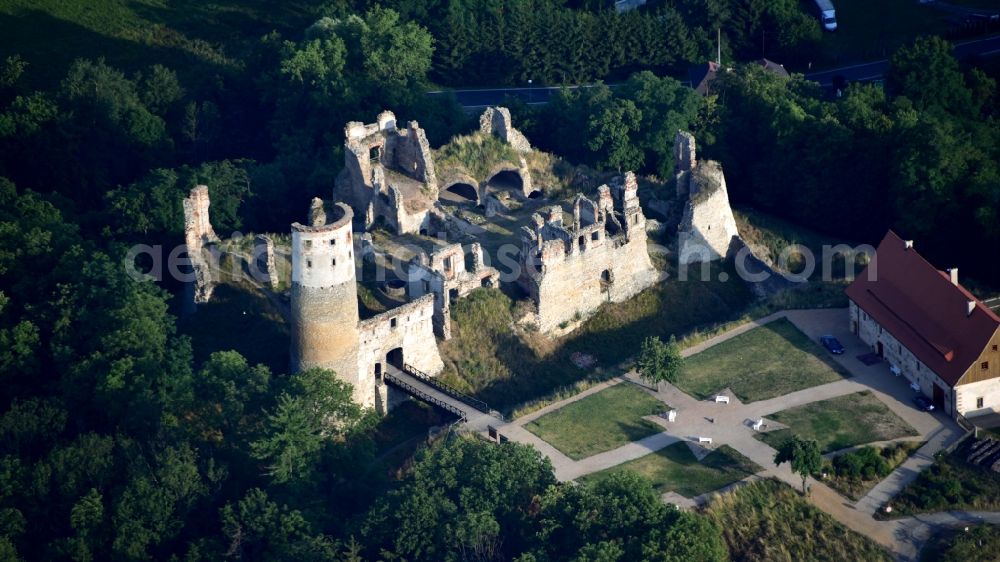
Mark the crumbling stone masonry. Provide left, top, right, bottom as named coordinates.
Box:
left=519, top=172, right=660, bottom=332
left=338, top=111, right=439, bottom=235
left=253, top=235, right=279, bottom=289
left=290, top=198, right=443, bottom=412
left=674, top=131, right=741, bottom=264
left=479, top=106, right=532, bottom=153
left=406, top=243, right=500, bottom=339
left=182, top=185, right=220, bottom=304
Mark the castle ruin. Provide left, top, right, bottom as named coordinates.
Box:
left=673, top=131, right=741, bottom=264
left=189, top=107, right=671, bottom=412
left=289, top=198, right=442, bottom=411
left=182, top=185, right=220, bottom=305
left=338, top=111, right=439, bottom=235
left=407, top=243, right=500, bottom=340
left=519, top=172, right=659, bottom=332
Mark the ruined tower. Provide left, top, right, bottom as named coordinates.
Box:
left=290, top=199, right=361, bottom=395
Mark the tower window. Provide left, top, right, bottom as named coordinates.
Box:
left=332, top=258, right=336, bottom=266
left=306, top=259, right=312, bottom=268
left=978, top=397, right=985, bottom=409
left=390, top=317, right=398, bottom=329
left=305, top=240, right=312, bottom=249
left=330, top=239, right=336, bottom=246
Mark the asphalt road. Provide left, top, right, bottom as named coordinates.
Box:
left=432, top=34, right=1000, bottom=107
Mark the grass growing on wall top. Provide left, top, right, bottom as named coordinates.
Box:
left=435, top=134, right=521, bottom=181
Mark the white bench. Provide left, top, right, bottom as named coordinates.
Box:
left=752, top=419, right=764, bottom=431
left=667, top=410, right=677, bottom=423
left=698, top=437, right=713, bottom=445
left=714, top=395, right=730, bottom=404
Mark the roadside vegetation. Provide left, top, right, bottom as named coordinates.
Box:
left=675, top=318, right=851, bottom=402
left=919, top=524, right=1000, bottom=562
left=757, top=391, right=919, bottom=453
left=580, top=443, right=760, bottom=498
left=524, top=382, right=667, bottom=460
left=887, top=437, right=1000, bottom=516
left=823, top=441, right=923, bottom=500
left=704, top=479, right=893, bottom=562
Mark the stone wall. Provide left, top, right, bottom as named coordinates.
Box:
left=479, top=106, right=532, bottom=153
left=357, top=294, right=444, bottom=412
left=182, top=185, right=220, bottom=304
left=289, top=201, right=362, bottom=403
left=674, top=132, right=741, bottom=264
left=406, top=243, right=499, bottom=339
left=519, top=173, right=659, bottom=332
left=850, top=300, right=955, bottom=415
left=340, top=111, right=438, bottom=235
left=253, top=235, right=279, bottom=289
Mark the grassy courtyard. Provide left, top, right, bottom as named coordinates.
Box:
left=756, top=391, right=918, bottom=454
left=674, top=318, right=852, bottom=403
left=579, top=442, right=760, bottom=498
left=524, top=382, right=667, bottom=460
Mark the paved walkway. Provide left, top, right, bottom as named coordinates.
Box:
left=488, top=308, right=977, bottom=561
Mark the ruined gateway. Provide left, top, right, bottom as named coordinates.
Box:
left=184, top=110, right=745, bottom=411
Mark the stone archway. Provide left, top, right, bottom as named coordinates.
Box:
left=487, top=169, right=524, bottom=193
left=387, top=347, right=404, bottom=369
left=443, top=182, right=478, bottom=203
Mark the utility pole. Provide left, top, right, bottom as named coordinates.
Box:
left=717, top=28, right=722, bottom=66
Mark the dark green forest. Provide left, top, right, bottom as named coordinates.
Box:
left=1, top=0, right=999, bottom=560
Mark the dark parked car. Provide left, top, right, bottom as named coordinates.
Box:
left=820, top=335, right=845, bottom=354
left=913, top=395, right=935, bottom=412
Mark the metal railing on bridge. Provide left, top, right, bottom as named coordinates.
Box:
left=383, top=370, right=469, bottom=423
left=401, top=363, right=504, bottom=422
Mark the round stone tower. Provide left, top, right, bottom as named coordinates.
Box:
left=290, top=199, right=360, bottom=390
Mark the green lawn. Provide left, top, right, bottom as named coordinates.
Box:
left=579, top=442, right=760, bottom=498
left=524, top=383, right=667, bottom=460
left=674, top=318, right=851, bottom=403
left=756, top=391, right=918, bottom=454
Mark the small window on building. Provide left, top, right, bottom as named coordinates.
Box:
left=305, top=240, right=312, bottom=249
left=330, top=239, right=336, bottom=246
left=578, top=235, right=585, bottom=248
left=983, top=361, right=990, bottom=371
left=306, top=259, right=312, bottom=268
left=390, top=317, right=397, bottom=329
left=332, top=258, right=336, bottom=267
left=591, top=231, right=599, bottom=241
left=994, top=345, right=998, bottom=352
left=978, top=397, right=985, bottom=409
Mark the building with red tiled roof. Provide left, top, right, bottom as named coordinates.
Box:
left=847, top=231, right=1000, bottom=419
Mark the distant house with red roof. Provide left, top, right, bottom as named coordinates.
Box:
left=847, top=231, right=1000, bottom=419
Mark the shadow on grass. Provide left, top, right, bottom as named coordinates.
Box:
left=457, top=261, right=754, bottom=415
